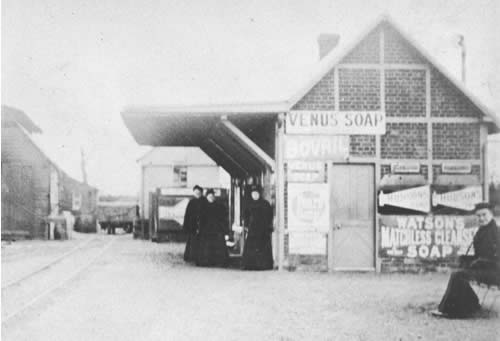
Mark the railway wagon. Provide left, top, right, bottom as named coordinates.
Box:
left=96, top=201, right=138, bottom=234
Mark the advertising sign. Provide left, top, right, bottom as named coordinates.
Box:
left=286, top=110, right=386, bottom=135
left=287, top=183, right=330, bottom=232
left=158, top=198, right=190, bottom=225
left=289, top=232, right=327, bottom=255
left=287, top=161, right=326, bottom=183
left=391, top=162, right=420, bottom=174
left=284, top=135, right=349, bottom=160
left=72, top=192, right=82, bottom=211
left=432, top=186, right=482, bottom=211
left=379, top=185, right=431, bottom=213
left=441, top=163, right=472, bottom=174
left=379, top=215, right=478, bottom=259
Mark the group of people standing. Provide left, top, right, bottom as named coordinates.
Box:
left=182, top=184, right=274, bottom=270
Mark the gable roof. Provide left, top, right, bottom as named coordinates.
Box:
left=1, top=105, right=42, bottom=133
left=123, top=15, right=499, bottom=132
left=8, top=120, right=97, bottom=191
left=288, top=14, right=498, bottom=128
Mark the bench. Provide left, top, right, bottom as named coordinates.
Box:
left=471, top=272, right=500, bottom=310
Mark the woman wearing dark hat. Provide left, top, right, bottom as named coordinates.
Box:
left=242, top=185, right=274, bottom=270
left=183, top=185, right=207, bottom=262
left=196, top=189, right=229, bottom=267
left=432, top=202, right=500, bottom=318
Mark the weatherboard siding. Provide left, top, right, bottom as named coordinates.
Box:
left=1, top=124, right=50, bottom=239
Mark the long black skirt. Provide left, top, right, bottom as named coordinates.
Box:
left=438, top=270, right=481, bottom=318
left=242, top=236, right=273, bottom=270
left=183, top=234, right=199, bottom=262
left=196, top=233, right=229, bottom=267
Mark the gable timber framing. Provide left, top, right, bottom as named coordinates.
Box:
left=287, top=15, right=498, bottom=128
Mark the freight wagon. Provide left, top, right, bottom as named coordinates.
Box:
left=96, top=201, right=138, bottom=234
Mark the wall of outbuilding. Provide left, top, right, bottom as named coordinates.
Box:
left=1, top=124, right=50, bottom=239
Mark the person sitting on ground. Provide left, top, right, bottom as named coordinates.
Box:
left=182, top=185, right=207, bottom=263
left=196, top=189, right=229, bottom=267
left=432, top=202, right=500, bottom=318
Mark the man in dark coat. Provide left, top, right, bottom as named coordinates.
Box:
left=196, top=189, right=229, bottom=267
left=432, top=202, right=500, bottom=318
left=183, top=185, right=207, bottom=262
left=242, top=185, right=274, bottom=270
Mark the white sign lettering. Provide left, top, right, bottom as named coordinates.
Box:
left=432, top=186, right=482, bottom=211
left=441, top=163, right=472, bottom=174
left=287, top=161, right=325, bottom=183
left=284, top=135, right=349, bottom=160
left=379, top=185, right=431, bottom=213
left=287, top=183, right=330, bottom=232
left=391, top=162, right=420, bottom=174
left=286, top=111, right=386, bottom=135
left=379, top=215, right=478, bottom=259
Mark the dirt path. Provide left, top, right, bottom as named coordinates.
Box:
left=2, top=236, right=499, bottom=340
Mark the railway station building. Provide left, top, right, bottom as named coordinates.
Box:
left=122, top=16, right=499, bottom=272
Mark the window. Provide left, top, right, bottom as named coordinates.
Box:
left=173, top=166, right=188, bottom=187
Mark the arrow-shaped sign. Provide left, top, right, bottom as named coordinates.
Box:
left=379, top=185, right=430, bottom=213
left=432, top=186, right=482, bottom=211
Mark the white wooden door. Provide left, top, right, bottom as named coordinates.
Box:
left=330, top=164, right=375, bottom=270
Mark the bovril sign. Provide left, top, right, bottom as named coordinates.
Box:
left=286, top=110, right=386, bottom=135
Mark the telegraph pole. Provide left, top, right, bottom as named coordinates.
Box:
left=80, top=147, right=88, bottom=184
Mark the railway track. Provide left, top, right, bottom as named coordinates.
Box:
left=2, top=237, right=97, bottom=290
left=2, top=236, right=115, bottom=324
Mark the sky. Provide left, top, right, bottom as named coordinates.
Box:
left=2, top=0, right=500, bottom=195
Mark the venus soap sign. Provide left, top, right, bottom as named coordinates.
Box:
left=286, top=110, right=386, bottom=135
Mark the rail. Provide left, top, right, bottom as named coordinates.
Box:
left=2, top=237, right=115, bottom=324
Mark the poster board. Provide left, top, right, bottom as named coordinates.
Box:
left=379, top=215, right=478, bottom=259
left=287, top=183, right=330, bottom=232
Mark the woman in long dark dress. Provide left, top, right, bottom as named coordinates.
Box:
left=196, top=189, right=229, bottom=267
left=183, top=185, right=207, bottom=262
left=432, top=202, right=500, bottom=318
left=242, top=185, right=274, bottom=270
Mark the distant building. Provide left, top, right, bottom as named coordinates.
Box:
left=1, top=105, right=98, bottom=239
left=138, top=147, right=229, bottom=219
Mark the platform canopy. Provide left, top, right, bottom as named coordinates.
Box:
left=122, top=104, right=280, bottom=178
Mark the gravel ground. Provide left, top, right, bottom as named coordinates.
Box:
left=1, top=232, right=95, bottom=286
left=2, top=235, right=499, bottom=341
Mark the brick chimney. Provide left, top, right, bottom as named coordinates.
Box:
left=317, top=33, right=340, bottom=60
